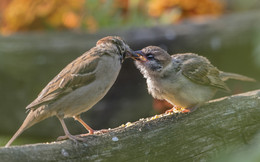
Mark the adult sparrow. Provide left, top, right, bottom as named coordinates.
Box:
left=135, top=46, right=255, bottom=113
left=5, top=36, right=139, bottom=147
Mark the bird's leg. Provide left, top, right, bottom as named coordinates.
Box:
left=74, top=115, right=94, bottom=135
left=165, top=105, right=183, bottom=114
left=165, top=105, right=193, bottom=114
left=180, top=108, right=191, bottom=113
left=56, top=116, right=84, bottom=142
left=74, top=115, right=109, bottom=136
left=165, top=105, right=199, bottom=114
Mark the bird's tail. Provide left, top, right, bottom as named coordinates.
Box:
left=5, top=107, right=49, bottom=147
left=220, top=72, right=256, bottom=82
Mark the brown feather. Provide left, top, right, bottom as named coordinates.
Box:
left=26, top=48, right=101, bottom=110
left=179, top=53, right=230, bottom=92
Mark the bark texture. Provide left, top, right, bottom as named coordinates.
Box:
left=0, top=89, right=260, bottom=162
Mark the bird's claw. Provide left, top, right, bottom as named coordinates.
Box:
left=79, top=129, right=110, bottom=137
left=93, top=129, right=109, bottom=135
left=165, top=106, right=190, bottom=114
left=57, top=134, right=85, bottom=142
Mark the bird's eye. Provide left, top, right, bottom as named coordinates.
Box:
left=121, top=46, right=125, bottom=53
left=146, top=53, right=154, bottom=59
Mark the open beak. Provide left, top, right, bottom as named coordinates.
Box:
left=126, top=49, right=136, bottom=58
left=131, top=50, right=147, bottom=62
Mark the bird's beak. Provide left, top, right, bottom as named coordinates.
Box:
left=132, top=50, right=147, bottom=62
left=125, top=49, right=136, bottom=58
left=125, top=47, right=147, bottom=61
left=126, top=49, right=147, bottom=61
left=127, top=50, right=147, bottom=62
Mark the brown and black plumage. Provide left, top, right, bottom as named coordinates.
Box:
left=5, top=36, right=138, bottom=147
left=135, top=46, right=255, bottom=112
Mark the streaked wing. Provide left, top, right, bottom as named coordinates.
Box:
left=26, top=48, right=100, bottom=110
left=178, top=54, right=230, bottom=92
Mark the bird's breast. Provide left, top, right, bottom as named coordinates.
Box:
left=147, top=73, right=217, bottom=108
left=54, top=55, right=122, bottom=118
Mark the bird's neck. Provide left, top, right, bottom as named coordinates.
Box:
left=159, top=61, right=175, bottom=78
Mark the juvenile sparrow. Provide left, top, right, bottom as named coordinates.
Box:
left=135, top=46, right=255, bottom=113
left=5, top=36, right=139, bottom=147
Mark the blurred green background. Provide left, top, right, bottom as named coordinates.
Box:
left=0, top=0, right=259, bottom=155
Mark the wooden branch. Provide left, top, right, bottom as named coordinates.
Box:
left=1, top=89, right=260, bottom=161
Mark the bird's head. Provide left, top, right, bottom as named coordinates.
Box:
left=96, top=36, right=141, bottom=63
left=134, top=46, right=172, bottom=74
